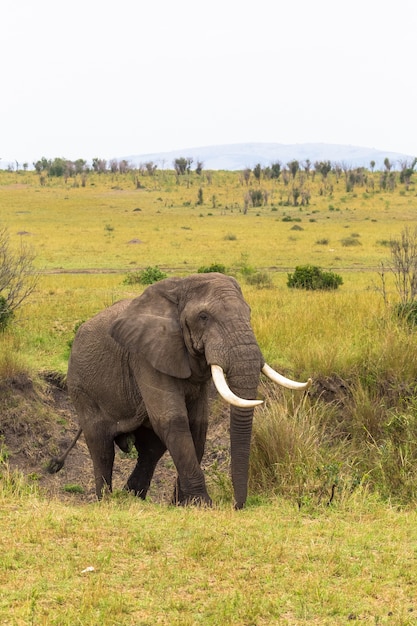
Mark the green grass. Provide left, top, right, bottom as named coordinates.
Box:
left=1, top=485, right=417, bottom=625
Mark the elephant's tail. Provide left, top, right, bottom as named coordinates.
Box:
left=46, top=427, right=83, bottom=474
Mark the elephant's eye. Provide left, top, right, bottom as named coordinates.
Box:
left=199, top=312, right=209, bottom=322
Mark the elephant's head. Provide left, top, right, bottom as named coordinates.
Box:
left=110, top=273, right=310, bottom=508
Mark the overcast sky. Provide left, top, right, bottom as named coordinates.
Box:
left=1, top=0, right=416, bottom=164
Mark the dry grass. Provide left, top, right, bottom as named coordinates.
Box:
left=1, top=484, right=417, bottom=625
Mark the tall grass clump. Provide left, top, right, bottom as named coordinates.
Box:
left=0, top=457, right=40, bottom=501
left=251, top=359, right=417, bottom=505
left=0, top=334, right=32, bottom=381
left=250, top=387, right=349, bottom=506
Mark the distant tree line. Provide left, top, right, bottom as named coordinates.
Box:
left=28, top=155, right=205, bottom=180
left=5, top=155, right=415, bottom=194
left=241, top=157, right=417, bottom=194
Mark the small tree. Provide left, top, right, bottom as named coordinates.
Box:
left=270, top=162, right=281, bottom=179
left=287, top=160, right=299, bottom=179
left=242, top=168, right=251, bottom=185
left=399, top=158, right=417, bottom=189
left=314, top=160, right=332, bottom=181
left=145, top=161, right=157, bottom=176
left=173, top=157, right=188, bottom=175
left=379, top=227, right=417, bottom=308
left=0, top=228, right=38, bottom=329
left=253, top=163, right=262, bottom=183
left=92, top=158, right=107, bottom=173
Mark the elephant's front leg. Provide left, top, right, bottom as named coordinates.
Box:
left=136, top=365, right=211, bottom=506
left=173, top=387, right=210, bottom=505
left=159, top=412, right=210, bottom=505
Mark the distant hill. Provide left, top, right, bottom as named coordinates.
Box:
left=124, top=142, right=414, bottom=171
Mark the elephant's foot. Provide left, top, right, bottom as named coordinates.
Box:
left=171, top=481, right=212, bottom=507
left=123, top=482, right=148, bottom=500
left=173, top=494, right=213, bottom=508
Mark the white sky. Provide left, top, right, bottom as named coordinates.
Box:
left=1, top=0, right=416, bottom=164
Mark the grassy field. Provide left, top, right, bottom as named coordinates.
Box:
left=1, top=167, right=417, bottom=624
left=1, top=480, right=417, bottom=625
left=1, top=166, right=415, bottom=374
left=1, top=168, right=416, bottom=273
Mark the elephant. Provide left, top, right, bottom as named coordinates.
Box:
left=48, top=273, right=311, bottom=509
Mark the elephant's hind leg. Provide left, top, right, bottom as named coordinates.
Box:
left=83, top=426, right=115, bottom=498
left=75, top=399, right=116, bottom=499
left=124, top=426, right=167, bottom=498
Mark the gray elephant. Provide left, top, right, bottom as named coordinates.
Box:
left=48, top=273, right=311, bottom=509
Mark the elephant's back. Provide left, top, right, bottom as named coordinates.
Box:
left=67, top=299, right=131, bottom=392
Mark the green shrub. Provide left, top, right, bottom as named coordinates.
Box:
left=282, top=215, right=302, bottom=223
left=123, top=266, right=167, bottom=285
left=287, top=265, right=343, bottom=290
left=395, top=301, right=417, bottom=326
left=197, top=263, right=227, bottom=274
left=0, top=296, right=14, bottom=331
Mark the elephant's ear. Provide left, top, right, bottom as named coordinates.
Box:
left=109, top=279, right=191, bottom=379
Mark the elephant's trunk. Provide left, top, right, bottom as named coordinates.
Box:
left=229, top=403, right=255, bottom=509
left=225, top=348, right=261, bottom=509
left=206, top=334, right=262, bottom=509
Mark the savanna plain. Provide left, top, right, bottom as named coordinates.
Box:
left=1, top=165, right=417, bottom=624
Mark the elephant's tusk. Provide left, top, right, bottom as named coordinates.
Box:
left=262, top=363, right=312, bottom=390
left=211, top=365, right=263, bottom=408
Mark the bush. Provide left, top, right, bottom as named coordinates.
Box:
left=0, top=296, right=13, bottom=331
left=123, top=266, right=167, bottom=285
left=287, top=265, right=343, bottom=290
left=0, top=227, right=38, bottom=330
left=249, top=189, right=264, bottom=207
left=395, top=301, right=417, bottom=326
left=341, top=236, right=362, bottom=247
left=245, top=271, right=273, bottom=289
left=197, top=263, right=227, bottom=274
